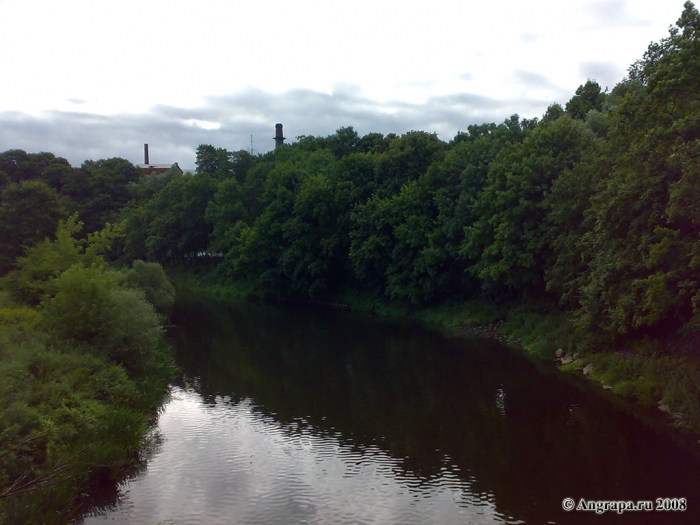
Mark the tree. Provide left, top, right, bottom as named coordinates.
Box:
left=418, top=120, right=526, bottom=301
left=196, top=145, right=234, bottom=179
left=144, top=173, right=218, bottom=264
left=62, top=158, right=141, bottom=234
left=573, top=1, right=700, bottom=337
left=348, top=195, right=395, bottom=292
left=335, top=152, right=378, bottom=206
left=0, top=180, right=67, bottom=274
left=0, top=150, right=30, bottom=182
left=463, top=115, right=595, bottom=294
left=565, top=80, right=606, bottom=120
left=117, top=260, right=175, bottom=316
left=205, top=177, right=250, bottom=254
left=41, top=265, right=164, bottom=376
left=280, top=172, right=348, bottom=296
left=0, top=150, right=74, bottom=191
left=372, top=131, right=446, bottom=197
left=326, top=126, right=360, bottom=159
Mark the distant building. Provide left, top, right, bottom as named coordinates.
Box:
left=137, top=144, right=183, bottom=175
left=138, top=163, right=183, bottom=175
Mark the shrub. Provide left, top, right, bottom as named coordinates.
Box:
left=117, top=260, right=175, bottom=316
left=100, top=288, right=164, bottom=376
left=41, top=265, right=165, bottom=377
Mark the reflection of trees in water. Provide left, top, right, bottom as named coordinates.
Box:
left=79, top=427, right=164, bottom=522
left=168, top=294, right=700, bottom=525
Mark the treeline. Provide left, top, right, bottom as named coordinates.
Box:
left=2, top=3, right=699, bottom=354
left=0, top=215, right=175, bottom=522
left=0, top=152, right=175, bottom=519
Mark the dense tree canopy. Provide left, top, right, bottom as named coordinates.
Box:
left=0, top=180, right=67, bottom=273
left=1, top=1, right=698, bottom=350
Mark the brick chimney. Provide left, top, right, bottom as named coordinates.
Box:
left=274, top=124, right=285, bottom=148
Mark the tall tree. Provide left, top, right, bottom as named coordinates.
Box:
left=574, top=1, right=700, bottom=337
left=463, top=115, right=595, bottom=295
left=0, top=180, right=67, bottom=273
left=145, top=173, right=218, bottom=264
left=565, top=80, right=606, bottom=120
left=62, top=158, right=141, bottom=234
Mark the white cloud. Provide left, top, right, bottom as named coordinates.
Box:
left=0, top=0, right=689, bottom=164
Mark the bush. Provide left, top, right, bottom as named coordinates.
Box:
left=100, top=288, right=164, bottom=376
left=40, top=265, right=115, bottom=344
left=41, top=265, right=165, bottom=377
left=117, top=260, right=175, bottom=316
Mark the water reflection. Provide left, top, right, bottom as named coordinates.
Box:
left=85, top=294, right=700, bottom=524
left=87, top=388, right=519, bottom=525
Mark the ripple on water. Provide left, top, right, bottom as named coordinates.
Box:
left=84, top=387, right=525, bottom=525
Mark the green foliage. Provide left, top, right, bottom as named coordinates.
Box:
left=541, top=103, right=565, bottom=124
left=194, top=146, right=255, bottom=183
left=565, top=79, right=606, bottom=120
left=144, top=172, right=218, bottom=263
left=117, top=259, right=176, bottom=316
left=205, top=177, right=250, bottom=254
left=573, top=2, right=700, bottom=337
left=0, top=150, right=75, bottom=191
left=0, top=149, right=30, bottom=182
left=118, top=202, right=150, bottom=262
left=2, top=215, right=121, bottom=304
left=373, top=131, right=446, bottom=197
left=280, top=172, right=349, bottom=296
left=40, top=265, right=165, bottom=377
left=61, top=157, right=141, bottom=234
left=463, top=115, right=595, bottom=294
left=326, top=126, right=360, bottom=159
left=41, top=265, right=116, bottom=344
left=0, top=180, right=67, bottom=274
left=0, top=150, right=174, bottom=521
left=0, top=285, right=170, bottom=523
left=97, top=288, right=166, bottom=376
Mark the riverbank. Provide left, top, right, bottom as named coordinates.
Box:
left=344, top=292, right=700, bottom=442
left=170, top=270, right=700, bottom=444
left=0, top=281, right=174, bottom=523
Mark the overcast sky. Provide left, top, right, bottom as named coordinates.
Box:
left=0, top=0, right=686, bottom=168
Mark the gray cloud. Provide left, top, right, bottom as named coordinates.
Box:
left=511, top=69, right=559, bottom=89
left=578, top=61, right=626, bottom=90
left=0, top=87, right=558, bottom=169
left=581, top=0, right=652, bottom=28
left=508, top=70, right=571, bottom=104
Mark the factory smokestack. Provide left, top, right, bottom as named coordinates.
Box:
left=144, top=144, right=149, bottom=164
left=274, top=123, right=285, bottom=148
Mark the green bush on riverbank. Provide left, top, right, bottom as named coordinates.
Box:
left=0, top=219, right=175, bottom=524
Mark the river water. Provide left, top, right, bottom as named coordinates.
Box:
left=84, top=294, right=700, bottom=524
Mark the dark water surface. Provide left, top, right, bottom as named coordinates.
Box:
left=85, top=293, right=700, bottom=524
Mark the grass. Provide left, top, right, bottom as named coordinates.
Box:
left=576, top=343, right=700, bottom=433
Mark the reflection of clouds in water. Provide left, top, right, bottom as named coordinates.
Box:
left=495, top=385, right=507, bottom=417
left=85, top=387, right=517, bottom=525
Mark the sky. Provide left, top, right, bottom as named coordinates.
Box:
left=0, top=0, right=687, bottom=169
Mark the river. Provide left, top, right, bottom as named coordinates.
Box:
left=83, top=293, right=700, bottom=524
